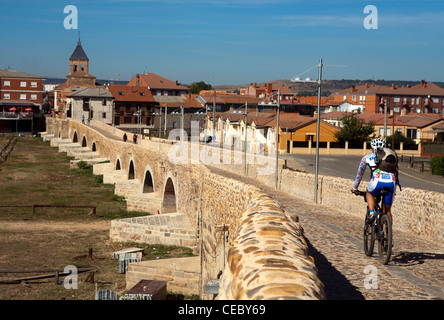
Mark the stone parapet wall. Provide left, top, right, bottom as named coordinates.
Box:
left=216, top=191, right=325, bottom=300
left=212, top=163, right=443, bottom=243
left=110, top=213, right=196, bottom=248
left=126, top=257, right=201, bottom=297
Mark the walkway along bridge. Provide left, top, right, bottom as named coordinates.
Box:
left=42, top=117, right=444, bottom=300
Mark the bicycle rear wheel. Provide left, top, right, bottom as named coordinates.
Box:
left=378, top=214, right=392, bottom=265
left=363, top=210, right=375, bottom=256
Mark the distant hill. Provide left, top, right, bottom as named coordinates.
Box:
left=215, top=79, right=444, bottom=96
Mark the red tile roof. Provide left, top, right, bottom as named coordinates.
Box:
left=334, top=81, right=444, bottom=96
left=107, top=85, right=155, bottom=102
left=137, top=73, right=189, bottom=91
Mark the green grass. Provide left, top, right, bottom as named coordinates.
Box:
left=0, top=136, right=150, bottom=221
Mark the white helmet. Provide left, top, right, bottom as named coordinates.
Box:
left=371, top=138, right=386, bottom=150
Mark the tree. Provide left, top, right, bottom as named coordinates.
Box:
left=334, top=114, right=375, bottom=143
left=386, top=131, right=415, bottom=145
left=188, top=81, right=212, bottom=94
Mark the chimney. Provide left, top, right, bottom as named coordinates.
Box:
left=350, top=85, right=356, bottom=93
left=365, top=83, right=369, bottom=89
left=390, top=84, right=396, bottom=90
left=175, top=80, right=178, bottom=85
left=421, top=80, right=427, bottom=88
left=136, top=74, right=140, bottom=87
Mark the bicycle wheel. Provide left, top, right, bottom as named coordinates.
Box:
left=378, top=214, right=392, bottom=265
left=363, top=210, right=375, bottom=256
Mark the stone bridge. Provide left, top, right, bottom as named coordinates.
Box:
left=42, top=117, right=444, bottom=300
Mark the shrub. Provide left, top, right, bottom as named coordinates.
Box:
left=430, top=155, right=444, bottom=176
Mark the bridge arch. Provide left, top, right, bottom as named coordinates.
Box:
left=128, top=160, right=135, bottom=180
left=115, top=158, right=121, bottom=170
left=72, top=131, right=78, bottom=143
left=142, top=165, right=155, bottom=193
left=92, top=141, right=97, bottom=152
left=81, top=136, right=87, bottom=147
left=162, top=176, right=177, bottom=213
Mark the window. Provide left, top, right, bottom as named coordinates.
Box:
left=102, top=112, right=106, bottom=119
left=403, top=97, right=407, bottom=104
left=352, top=95, right=356, bottom=101
left=3, top=80, right=10, bottom=87
left=20, top=93, right=26, bottom=100
left=102, top=98, right=107, bottom=106
left=20, top=81, right=26, bottom=87
left=118, top=91, right=124, bottom=96
left=416, top=97, right=420, bottom=104
left=30, top=81, right=37, bottom=88
left=407, top=129, right=417, bottom=139
left=3, top=93, right=10, bottom=99
left=73, top=64, right=78, bottom=72
left=393, top=97, right=400, bottom=103
left=83, top=98, right=90, bottom=111
left=393, top=106, right=399, bottom=113
left=163, top=90, right=168, bottom=96
left=411, top=97, right=415, bottom=104
left=81, top=64, right=85, bottom=71
left=156, top=90, right=161, bottom=96
left=30, top=94, right=37, bottom=100
left=432, top=108, right=438, bottom=113
left=432, top=97, right=439, bottom=103
left=379, top=128, right=391, bottom=136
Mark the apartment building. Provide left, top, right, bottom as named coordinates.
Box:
left=332, top=80, right=444, bottom=115
left=0, top=70, right=46, bottom=112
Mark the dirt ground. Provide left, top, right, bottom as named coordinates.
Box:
left=0, top=135, right=193, bottom=300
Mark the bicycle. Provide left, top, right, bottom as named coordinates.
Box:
left=355, top=189, right=393, bottom=265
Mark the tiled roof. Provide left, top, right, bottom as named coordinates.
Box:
left=263, top=113, right=317, bottom=130
left=199, top=94, right=263, bottom=105
left=107, top=85, right=156, bottom=102
left=0, top=70, right=46, bottom=79
left=396, top=114, right=442, bottom=128
left=66, top=86, right=113, bottom=98
left=139, top=73, right=189, bottom=91
left=334, top=81, right=444, bottom=96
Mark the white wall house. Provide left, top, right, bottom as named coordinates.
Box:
left=66, top=87, right=114, bottom=124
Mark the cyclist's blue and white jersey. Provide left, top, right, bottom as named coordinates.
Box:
left=353, top=152, right=397, bottom=205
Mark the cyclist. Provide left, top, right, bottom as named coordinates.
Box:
left=352, top=138, right=397, bottom=224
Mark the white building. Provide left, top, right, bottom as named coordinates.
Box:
left=65, top=87, right=114, bottom=124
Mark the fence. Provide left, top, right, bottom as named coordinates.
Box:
left=287, top=140, right=420, bottom=156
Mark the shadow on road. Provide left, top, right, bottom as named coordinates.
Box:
left=305, top=238, right=365, bottom=300
left=391, top=251, right=444, bottom=267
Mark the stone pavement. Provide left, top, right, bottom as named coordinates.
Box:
left=208, top=166, right=444, bottom=300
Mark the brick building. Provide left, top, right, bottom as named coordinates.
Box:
left=107, top=84, right=157, bottom=133
left=127, top=73, right=189, bottom=97
left=332, top=80, right=444, bottom=116
left=0, top=70, right=46, bottom=113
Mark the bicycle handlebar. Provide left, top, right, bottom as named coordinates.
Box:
left=351, top=190, right=366, bottom=197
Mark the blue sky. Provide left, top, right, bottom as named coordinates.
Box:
left=1, top=0, right=444, bottom=85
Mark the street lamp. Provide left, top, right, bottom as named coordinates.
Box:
left=291, top=58, right=323, bottom=204
left=232, top=102, right=248, bottom=176
left=258, top=90, right=281, bottom=189
left=152, top=108, right=162, bottom=151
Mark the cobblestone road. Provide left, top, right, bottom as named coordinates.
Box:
left=209, top=166, right=444, bottom=300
